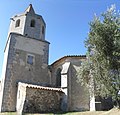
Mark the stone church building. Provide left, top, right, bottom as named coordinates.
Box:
left=0, top=4, right=96, bottom=114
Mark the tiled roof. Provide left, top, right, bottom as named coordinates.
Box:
left=51, top=55, right=86, bottom=66
left=18, top=82, right=63, bottom=92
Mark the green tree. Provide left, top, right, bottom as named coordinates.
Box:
left=78, top=5, right=120, bottom=108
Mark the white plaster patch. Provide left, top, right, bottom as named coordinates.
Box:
left=90, top=96, right=95, bottom=111
left=19, top=59, right=25, bottom=66
left=73, top=65, right=81, bottom=72
left=41, top=63, right=47, bottom=69
left=8, top=65, right=12, bottom=68
left=61, top=75, right=67, bottom=88
left=61, top=62, right=70, bottom=74
left=13, top=60, right=17, bottom=64
left=16, top=83, right=27, bottom=114
left=25, top=66, right=29, bottom=70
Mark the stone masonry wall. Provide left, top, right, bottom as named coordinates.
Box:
left=70, top=63, right=90, bottom=111
left=0, top=33, right=50, bottom=112
left=8, top=6, right=46, bottom=41
left=0, top=35, right=11, bottom=112
left=0, top=34, right=17, bottom=112
left=24, top=13, right=46, bottom=40
left=23, top=87, right=63, bottom=113
left=51, top=56, right=90, bottom=112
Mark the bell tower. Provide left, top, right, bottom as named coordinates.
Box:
left=8, top=4, right=46, bottom=40
left=0, top=4, right=50, bottom=112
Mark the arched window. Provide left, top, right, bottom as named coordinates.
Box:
left=42, top=26, right=44, bottom=34
left=15, top=19, right=20, bottom=27
left=56, top=68, right=62, bottom=87
left=30, top=19, right=35, bottom=27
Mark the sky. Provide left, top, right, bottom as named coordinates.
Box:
left=0, top=0, right=120, bottom=77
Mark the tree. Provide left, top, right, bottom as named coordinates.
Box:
left=78, top=5, right=120, bottom=108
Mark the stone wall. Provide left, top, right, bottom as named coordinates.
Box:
left=51, top=56, right=90, bottom=111
left=16, top=82, right=64, bottom=114
left=0, top=33, right=50, bottom=112
left=70, top=64, right=89, bottom=111
left=8, top=5, right=46, bottom=41
left=24, top=13, right=46, bottom=40
left=0, top=33, right=11, bottom=112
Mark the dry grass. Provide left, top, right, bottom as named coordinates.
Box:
left=56, top=108, right=120, bottom=115
left=1, top=108, right=120, bottom=115
left=65, top=108, right=120, bottom=115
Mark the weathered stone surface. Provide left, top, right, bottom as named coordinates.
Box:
left=16, top=82, right=64, bottom=114
left=0, top=4, right=92, bottom=114
left=0, top=4, right=50, bottom=111
left=8, top=4, right=46, bottom=41
left=24, top=88, right=63, bottom=113
left=51, top=56, right=90, bottom=111
left=0, top=33, right=50, bottom=112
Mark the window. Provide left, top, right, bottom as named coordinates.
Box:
left=30, top=19, right=35, bottom=27
left=42, top=26, right=44, bottom=34
left=27, top=55, right=34, bottom=65
left=15, top=19, right=20, bottom=27
left=56, top=68, right=62, bottom=87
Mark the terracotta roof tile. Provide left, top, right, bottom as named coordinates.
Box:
left=51, top=55, right=86, bottom=66
left=18, top=82, right=63, bottom=92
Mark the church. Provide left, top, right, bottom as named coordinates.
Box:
left=0, top=4, right=95, bottom=114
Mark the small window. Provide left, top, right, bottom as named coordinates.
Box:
left=27, top=55, right=34, bottom=65
left=42, top=26, right=45, bottom=34
left=30, top=19, right=35, bottom=27
left=15, top=19, right=20, bottom=27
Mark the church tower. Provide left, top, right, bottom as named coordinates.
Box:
left=8, top=4, right=46, bottom=41
left=0, top=4, right=50, bottom=112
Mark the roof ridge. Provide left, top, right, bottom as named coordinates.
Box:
left=51, top=55, right=86, bottom=66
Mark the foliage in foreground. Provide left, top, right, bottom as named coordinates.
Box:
left=78, top=5, right=120, bottom=107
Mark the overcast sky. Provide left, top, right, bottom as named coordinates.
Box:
left=0, top=0, right=120, bottom=77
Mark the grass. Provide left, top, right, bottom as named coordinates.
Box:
left=0, top=108, right=120, bottom=115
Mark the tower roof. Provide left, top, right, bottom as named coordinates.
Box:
left=25, top=4, right=35, bottom=14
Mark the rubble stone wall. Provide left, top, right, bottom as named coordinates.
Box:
left=23, top=87, right=64, bottom=113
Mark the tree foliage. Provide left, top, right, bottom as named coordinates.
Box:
left=78, top=5, right=120, bottom=107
